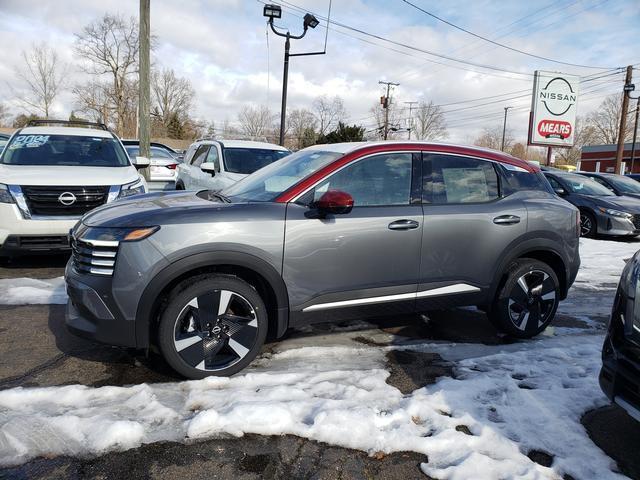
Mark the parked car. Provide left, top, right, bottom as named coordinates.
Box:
left=66, top=141, right=580, bottom=379
left=121, top=139, right=180, bottom=160
left=123, top=144, right=179, bottom=189
left=627, top=173, right=640, bottom=183
left=0, top=133, right=10, bottom=154
left=600, top=249, right=640, bottom=423
left=544, top=171, right=640, bottom=237
left=579, top=172, right=640, bottom=200
left=176, top=139, right=290, bottom=191
left=0, top=120, right=148, bottom=257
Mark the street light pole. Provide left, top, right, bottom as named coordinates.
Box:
left=264, top=5, right=319, bottom=147
left=501, top=106, right=512, bottom=152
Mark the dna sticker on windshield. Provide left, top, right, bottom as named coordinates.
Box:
left=8, top=135, right=50, bottom=149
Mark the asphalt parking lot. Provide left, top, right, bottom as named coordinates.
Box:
left=1, top=253, right=640, bottom=480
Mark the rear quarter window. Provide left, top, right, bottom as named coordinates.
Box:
left=502, top=169, right=553, bottom=194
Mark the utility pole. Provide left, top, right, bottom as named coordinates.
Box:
left=501, top=106, right=512, bottom=151
left=631, top=97, right=639, bottom=173
left=379, top=81, right=399, bottom=140
left=404, top=101, right=418, bottom=140
left=615, top=65, right=633, bottom=174
left=138, top=0, right=151, bottom=181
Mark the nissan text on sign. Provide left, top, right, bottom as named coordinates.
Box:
left=528, top=70, right=580, bottom=148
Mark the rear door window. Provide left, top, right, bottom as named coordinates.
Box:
left=423, top=154, right=499, bottom=204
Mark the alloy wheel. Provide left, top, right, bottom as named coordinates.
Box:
left=507, top=270, right=557, bottom=333
left=580, top=213, right=593, bottom=237
left=173, top=289, right=258, bottom=371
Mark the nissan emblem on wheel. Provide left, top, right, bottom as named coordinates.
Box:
left=528, top=70, right=580, bottom=148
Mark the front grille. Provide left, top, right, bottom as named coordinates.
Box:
left=71, top=237, right=119, bottom=276
left=632, top=215, right=640, bottom=230
left=22, top=185, right=109, bottom=216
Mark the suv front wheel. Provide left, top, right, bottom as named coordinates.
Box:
left=158, top=274, right=268, bottom=379
left=489, top=259, right=560, bottom=338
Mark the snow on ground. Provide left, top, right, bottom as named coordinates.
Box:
left=0, top=237, right=638, bottom=478
left=0, top=277, right=66, bottom=305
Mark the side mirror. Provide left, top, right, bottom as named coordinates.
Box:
left=313, top=190, right=354, bottom=216
left=132, top=156, right=150, bottom=169
left=554, top=187, right=566, bottom=196
left=200, top=162, right=216, bottom=176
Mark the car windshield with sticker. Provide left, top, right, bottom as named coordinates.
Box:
left=1, top=134, right=130, bottom=167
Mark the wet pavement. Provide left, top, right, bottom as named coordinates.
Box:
left=1, top=255, right=639, bottom=479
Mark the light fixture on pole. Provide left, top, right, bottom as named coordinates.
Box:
left=501, top=106, right=512, bottom=152
left=264, top=4, right=319, bottom=147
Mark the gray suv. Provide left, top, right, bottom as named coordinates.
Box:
left=65, top=141, right=580, bottom=378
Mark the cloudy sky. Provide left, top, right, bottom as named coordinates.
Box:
left=0, top=0, right=638, bottom=142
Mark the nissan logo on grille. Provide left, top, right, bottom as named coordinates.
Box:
left=58, top=191, right=77, bottom=206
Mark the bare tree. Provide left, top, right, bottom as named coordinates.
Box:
left=72, top=80, right=112, bottom=124
left=0, top=103, right=11, bottom=127
left=555, top=116, right=598, bottom=165
left=74, top=14, right=140, bottom=136
left=237, top=105, right=274, bottom=139
left=12, top=43, right=65, bottom=118
left=413, top=100, right=447, bottom=140
left=584, top=94, right=634, bottom=145
left=288, top=108, right=317, bottom=149
left=474, top=125, right=514, bottom=151
left=152, top=68, right=195, bottom=126
left=313, top=95, right=347, bottom=136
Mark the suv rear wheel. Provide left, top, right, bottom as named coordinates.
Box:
left=489, top=259, right=559, bottom=338
left=158, top=274, right=267, bottom=379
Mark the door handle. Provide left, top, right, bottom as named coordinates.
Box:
left=388, top=219, right=419, bottom=230
left=493, top=215, right=520, bottom=225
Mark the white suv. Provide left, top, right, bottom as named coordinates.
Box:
left=0, top=120, right=149, bottom=256
left=175, top=139, right=289, bottom=191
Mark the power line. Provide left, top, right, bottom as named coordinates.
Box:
left=400, top=0, right=614, bottom=70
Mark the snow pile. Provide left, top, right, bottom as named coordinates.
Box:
left=0, top=339, right=623, bottom=478
left=576, top=238, right=639, bottom=287
left=0, top=277, right=66, bottom=305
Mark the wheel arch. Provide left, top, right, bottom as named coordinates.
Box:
left=489, top=241, right=571, bottom=305
left=135, top=251, right=289, bottom=348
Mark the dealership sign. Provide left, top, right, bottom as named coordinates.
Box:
left=528, top=70, right=580, bottom=148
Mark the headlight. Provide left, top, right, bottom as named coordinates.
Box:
left=0, top=184, right=15, bottom=204
left=118, top=178, right=146, bottom=199
left=76, top=226, right=159, bottom=243
left=598, top=207, right=633, bottom=219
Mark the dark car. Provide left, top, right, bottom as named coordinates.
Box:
left=627, top=174, right=640, bottom=183
left=65, top=141, right=580, bottom=378
left=600, top=250, right=640, bottom=423
left=544, top=171, right=640, bottom=237
left=579, top=172, right=640, bottom=200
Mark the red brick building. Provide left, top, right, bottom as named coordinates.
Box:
left=579, top=143, right=640, bottom=173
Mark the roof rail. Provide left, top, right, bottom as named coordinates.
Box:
left=26, top=119, right=109, bottom=131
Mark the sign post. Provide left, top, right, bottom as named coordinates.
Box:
left=528, top=71, right=580, bottom=154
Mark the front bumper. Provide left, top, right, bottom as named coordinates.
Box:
left=597, top=213, right=640, bottom=236
left=0, top=203, right=77, bottom=254
left=600, top=287, right=640, bottom=422
left=65, top=264, right=137, bottom=347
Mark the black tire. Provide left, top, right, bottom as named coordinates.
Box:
left=158, top=274, right=268, bottom=379
left=580, top=211, right=596, bottom=237
left=175, top=181, right=185, bottom=190
left=488, top=259, right=560, bottom=339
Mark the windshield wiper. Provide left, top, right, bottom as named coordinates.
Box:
left=209, top=191, right=231, bottom=203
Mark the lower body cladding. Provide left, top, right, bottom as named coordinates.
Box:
left=0, top=203, right=77, bottom=255
left=600, top=287, right=640, bottom=422
left=597, top=213, right=640, bottom=237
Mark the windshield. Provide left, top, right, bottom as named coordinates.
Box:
left=561, top=173, right=615, bottom=196
left=223, top=147, right=290, bottom=175
left=223, top=149, right=342, bottom=202
left=1, top=134, right=130, bottom=167
left=607, top=175, right=640, bottom=194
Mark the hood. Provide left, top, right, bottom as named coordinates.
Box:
left=0, top=164, right=140, bottom=186
left=587, top=194, right=640, bottom=213
left=223, top=172, right=247, bottom=182
left=82, top=190, right=228, bottom=227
